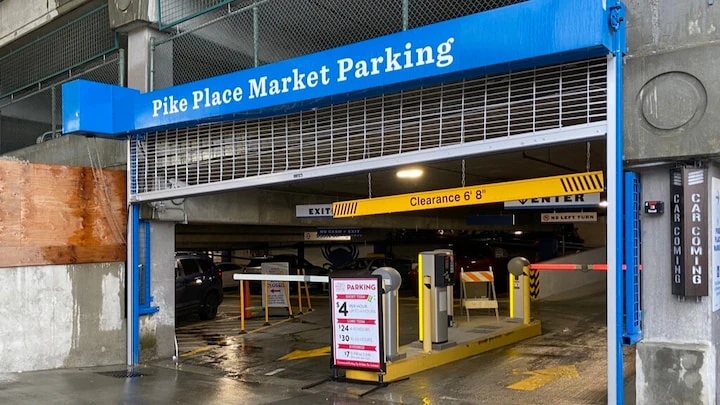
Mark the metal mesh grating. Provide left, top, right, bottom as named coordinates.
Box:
left=132, top=58, right=606, bottom=196
left=158, top=0, right=254, bottom=30
left=0, top=51, right=121, bottom=153
left=153, top=0, right=528, bottom=89
left=0, top=5, right=118, bottom=99
left=153, top=5, right=256, bottom=88
left=256, top=0, right=403, bottom=65
left=625, top=173, right=642, bottom=342
left=408, top=0, right=527, bottom=28
left=96, top=369, right=146, bottom=378
left=631, top=177, right=642, bottom=329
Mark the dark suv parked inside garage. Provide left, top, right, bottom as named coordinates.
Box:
left=175, top=253, right=224, bottom=319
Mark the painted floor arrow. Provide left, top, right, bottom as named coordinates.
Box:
left=278, top=346, right=331, bottom=361
left=506, top=365, right=579, bottom=391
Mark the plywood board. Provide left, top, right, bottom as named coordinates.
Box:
left=0, top=160, right=126, bottom=267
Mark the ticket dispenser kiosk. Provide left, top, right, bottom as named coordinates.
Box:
left=433, top=249, right=456, bottom=327
left=419, top=250, right=455, bottom=346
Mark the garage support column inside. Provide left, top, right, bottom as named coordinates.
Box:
left=636, top=167, right=719, bottom=405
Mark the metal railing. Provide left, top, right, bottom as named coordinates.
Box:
left=0, top=51, right=123, bottom=154
left=0, top=5, right=118, bottom=100
left=0, top=4, right=121, bottom=154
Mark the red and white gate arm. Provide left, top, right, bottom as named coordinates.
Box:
left=528, top=263, right=642, bottom=272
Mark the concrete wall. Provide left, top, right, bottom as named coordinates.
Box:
left=140, top=221, right=176, bottom=361
left=575, top=220, right=607, bottom=248
left=624, top=0, right=720, bottom=162
left=624, top=1, right=720, bottom=402
left=0, top=263, right=125, bottom=372
left=4, top=135, right=126, bottom=169
left=635, top=167, right=717, bottom=405
left=535, top=248, right=607, bottom=300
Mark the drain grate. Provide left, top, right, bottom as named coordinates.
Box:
left=96, top=370, right=146, bottom=378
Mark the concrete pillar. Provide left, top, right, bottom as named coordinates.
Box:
left=127, top=26, right=172, bottom=92
left=127, top=24, right=176, bottom=362
left=636, top=166, right=718, bottom=405
left=140, top=221, right=176, bottom=361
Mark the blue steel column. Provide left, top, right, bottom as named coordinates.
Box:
left=131, top=204, right=141, bottom=364
left=607, top=2, right=627, bottom=404
left=613, top=49, right=625, bottom=405
left=127, top=136, right=141, bottom=366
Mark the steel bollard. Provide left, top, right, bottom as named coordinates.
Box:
left=372, top=267, right=406, bottom=362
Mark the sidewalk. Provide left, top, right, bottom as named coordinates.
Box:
left=0, top=360, right=636, bottom=405
left=0, top=362, right=380, bottom=405
left=0, top=288, right=637, bottom=405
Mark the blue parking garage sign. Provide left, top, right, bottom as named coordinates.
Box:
left=62, top=0, right=616, bottom=137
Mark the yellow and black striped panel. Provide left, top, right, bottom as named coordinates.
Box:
left=529, top=269, right=540, bottom=300
left=559, top=172, right=605, bottom=194
left=332, top=201, right=358, bottom=217
left=332, top=171, right=605, bottom=218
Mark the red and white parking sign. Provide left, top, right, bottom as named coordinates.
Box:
left=330, top=277, right=384, bottom=371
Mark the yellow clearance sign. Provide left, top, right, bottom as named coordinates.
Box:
left=333, top=171, right=604, bottom=218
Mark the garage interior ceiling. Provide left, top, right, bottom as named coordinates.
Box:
left=266, top=140, right=607, bottom=200
left=174, top=138, right=607, bottom=251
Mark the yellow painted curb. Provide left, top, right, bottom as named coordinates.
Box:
left=278, top=346, right=331, bottom=361
left=507, top=364, right=579, bottom=391
left=346, top=321, right=542, bottom=382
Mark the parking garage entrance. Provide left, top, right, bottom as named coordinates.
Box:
left=62, top=0, right=631, bottom=401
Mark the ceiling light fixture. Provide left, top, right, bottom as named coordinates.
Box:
left=599, top=201, right=609, bottom=207
left=396, top=168, right=424, bottom=179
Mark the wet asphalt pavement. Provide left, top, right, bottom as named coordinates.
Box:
left=0, top=282, right=635, bottom=404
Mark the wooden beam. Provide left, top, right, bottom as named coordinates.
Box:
left=0, top=160, right=126, bottom=267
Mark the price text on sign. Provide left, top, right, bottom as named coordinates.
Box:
left=330, top=277, right=384, bottom=371
left=332, top=171, right=605, bottom=218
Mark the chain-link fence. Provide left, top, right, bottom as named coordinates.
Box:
left=0, top=5, right=118, bottom=99
left=153, top=0, right=527, bottom=90
left=158, top=0, right=251, bottom=30
left=0, top=5, right=120, bottom=154
left=0, top=51, right=122, bottom=154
